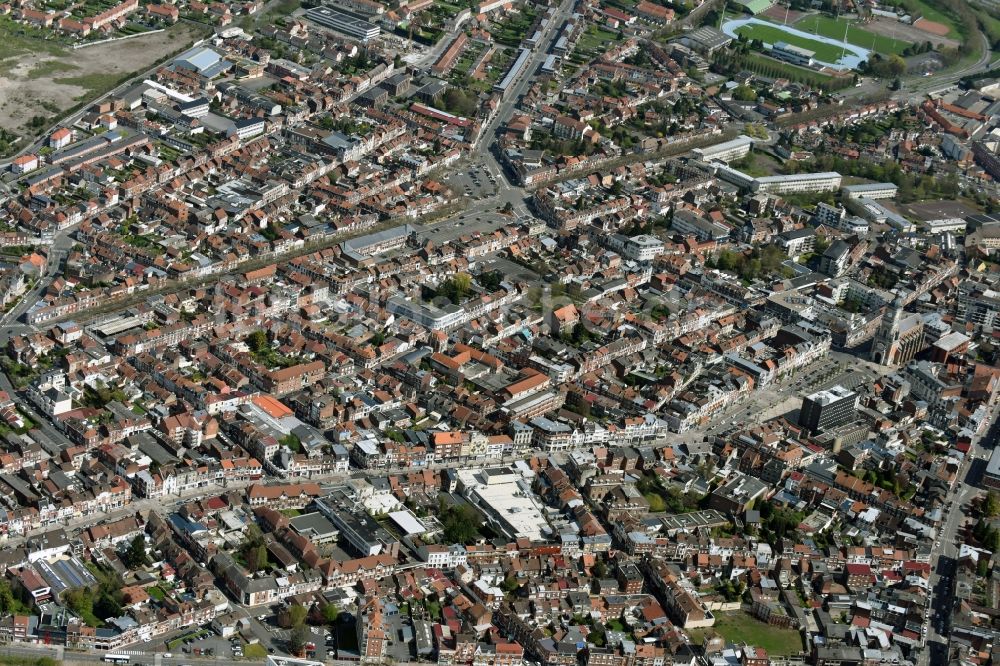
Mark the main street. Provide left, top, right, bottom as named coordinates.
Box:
left=918, top=401, right=999, bottom=666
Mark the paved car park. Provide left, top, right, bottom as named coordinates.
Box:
left=442, top=163, right=497, bottom=201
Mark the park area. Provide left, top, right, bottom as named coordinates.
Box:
left=687, top=613, right=804, bottom=656
left=0, top=20, right=207, bottom=145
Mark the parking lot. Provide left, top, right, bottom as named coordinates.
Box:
left=442, top=162, right=499, bottom=201
left=385, top=613, right=416, bottom=662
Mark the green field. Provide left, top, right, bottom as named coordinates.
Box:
left=688, top=613, right=804, bottom=655
left=794, top=15, right=911, bottom=54
left=734, top=22, right=852, bottom=62
left=577, top=25, right=620, bottom=52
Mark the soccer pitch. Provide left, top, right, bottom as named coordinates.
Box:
left=733, top=22, right=853, bottom=62
left=794, top=15, right=911, bottom=55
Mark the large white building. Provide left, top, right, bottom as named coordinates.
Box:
left=692, top=134, right=754, bottom=163
left=753, top=172, right=843, bottom=194
left=386, top=295, right=466, bottom=331
left=841, top=182, right=898, bottom=200
left=305, top=6, right=380, bottom=42
left=607, top=233, right=665, bottom=261
left=456, top=468, right=548, bottom=541
left=714, top=164, right=842, bottom=194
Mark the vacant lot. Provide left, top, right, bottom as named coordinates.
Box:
left=761, top=4, right=806, bottom=23
left=0, top=22, right=207, bottom=141
left=900, top=200, right=977, bottom=221
left=688, top=613, right=804, bottom=656
left=793, top=14, right=911, bottom=55
left=860, top=15, right=960, bottom=49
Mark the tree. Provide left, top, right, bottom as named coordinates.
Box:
left=731, top=84, right=757, bottom=102
left=288, top=623, right=311, bottom=656
left=442, top=88, right=477, bottom=117
left=64, top=588, right=93, bottom=617
left=438, top=272, right=473, bottom=303
left=250, top=544, right=269, bottom=573
left=591, top=559, right=608, bottom=579
left=247, top=330, right=269, bottom=352
left=887, top=54, right=906, bottom=76
left=0, top=580, right=16, bottom=615
left=244, top=523, right=264, bottom=549
left=94, top=592, right=122, bottom=620
left=288, top=603, right=308, bottom=628
left=985, top=492, right=1000, bottom=518
left=323, top=603, right=340, bottom=625
left=451, top=272, right=471, bottom=294
left=122, top=534, right=149, bottom=569
left=242, top=524, right=267, bottom=571
left=439, top=500, right=483, bottom=544
left=280, top=433, right=302, bottom=452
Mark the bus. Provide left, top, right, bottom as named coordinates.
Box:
left=102, top=655, right=130, bottom=664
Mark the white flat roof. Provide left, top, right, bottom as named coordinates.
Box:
left=388, top=509, right=427, bottom=536
left=457, top=468, right=548, bottom=541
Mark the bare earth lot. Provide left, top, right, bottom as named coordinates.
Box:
left=0, top=22, right=207, bottom=137
left=860, top=15, right=959, bottom=49
left=900, top=200, right=978, bottom=221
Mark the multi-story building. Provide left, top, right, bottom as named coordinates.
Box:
left=357, top=597, right=387, bottom=662
left=692, top=134, right=754, bottom=163
left=799, top=385, right=858, bottom=434
left=304, top=6, right=381, bottom=42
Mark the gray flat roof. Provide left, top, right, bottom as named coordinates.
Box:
left=986, top=447, right=1000, bottom=480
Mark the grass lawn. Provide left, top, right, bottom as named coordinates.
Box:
left=147, top=585, right=166, bottom=601
left=243, top=644, right=267, bottom=659
left=793, top=14, right=910, bottom=54
left=606, top=618, right=626, bottom=632
left=577, top=25, right=620, bottom=52
left=735, top=22, right=852, bottom=62
left=688, top=613, right=803, bottom=656
left=167, top=629, right=210, bottom=650
left=280, top=508, right=302, bottom=517
left=730, top=152, right=774, bottom=177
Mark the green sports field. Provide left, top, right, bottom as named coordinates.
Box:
left=794, top=15, right=911, bottom=55
left=733, top=22, right=853, bottom=62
